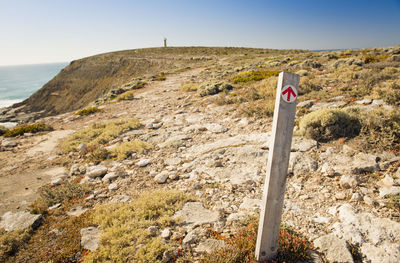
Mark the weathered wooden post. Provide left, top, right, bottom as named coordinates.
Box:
left=255, top=72, right=300, bottom=262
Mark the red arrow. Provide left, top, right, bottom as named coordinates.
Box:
left=282, top=86, right=296, bottom=101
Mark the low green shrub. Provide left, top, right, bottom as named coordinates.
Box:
left=3, top=123, right=53, bottom=137
left=232, top=70, right=280, bottom=83
left=298, top=108, right=361, bottom=141
left=75, top=106, right=102, bottom=116
left=359, top=108, right=400, bottom=152
left=117, top=90, right=135, bottom=101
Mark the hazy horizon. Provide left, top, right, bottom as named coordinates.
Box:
left=1, top=0, right=400, bottom=66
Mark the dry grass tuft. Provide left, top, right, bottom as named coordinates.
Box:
left=3, top=123, right=53, bottom=137
left=61, top=118, right=142, bottom=152
left=83, top=190, right=192, bottom=263
left=111, top=140, right=153, bottom=160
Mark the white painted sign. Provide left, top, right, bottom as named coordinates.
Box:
left=281, top=85, right=298, bottom=103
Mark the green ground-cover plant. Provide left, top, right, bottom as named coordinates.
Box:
left=116, top=90, right=135, bottom=101
left=201, top=217, right=312, bottom=263
left=385, top=194, right=400, bottom=213
left=111, top=140, right=153, bottom=160
left=298, top=108, right=361, bottom=142
left=378, top=82, right=400, bottom=106
left=3, top=123, right=53, bottom=137
left=61, top=118, right=141, bottom=152
left=0, top=125, right=8, bottom=136
left=30, top=182, right=89, bottom=214
left=358, top=107, right=400, bottom=152
left=11, top=210, right=93, bottom=263
left=0, top=228, right=32, bottom=262
left=83, top=190, right=192, bottom=263
left=232, top=70, right=280, bottom=83
left=75, top=106, right=102, bottom=116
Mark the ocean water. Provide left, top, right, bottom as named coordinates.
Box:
left=0, top=62, right=68, bottom=108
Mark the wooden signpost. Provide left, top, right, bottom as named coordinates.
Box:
left=255, top=71, right=300, bottom=262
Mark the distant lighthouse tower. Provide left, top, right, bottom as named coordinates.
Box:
left=163, top=38, right=167, bottom=47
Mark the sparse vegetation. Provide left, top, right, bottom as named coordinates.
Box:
left=180, top=82, right=199, bottom=92
left=83, top=190, right=192, bottom=262
left=12, top=210, right=93, bottom=263
left=0, top=228, right=32, bottom=262
left=385, top=194, right=400, bottom=212
left=298, top=108, right=361, bottom=142
left=75, top=106, right=102, bottom=116
left=201, top=217, right=312, bottom=263
left=232, top=70, right=280, bottom=83
left=30, top=182, right=89, bottom=214
left=117, top=90, right=135, bottom=101
left=3, top=123, right=53, bottom=137
left=0, top=125, right=8, bottom=136
left=61, top=118, right=142, bottom=152
left=358, top=108, right=400, bottom=152
left=111, top=140, right=153, bottom=160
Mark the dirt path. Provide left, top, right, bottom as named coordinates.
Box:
left=0, top=67, right=204, bottom=215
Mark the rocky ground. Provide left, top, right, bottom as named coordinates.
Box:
left=1, top=47, right=400, bottom=262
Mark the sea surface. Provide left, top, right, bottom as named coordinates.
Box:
left=0, top=62, right=68, bottom=108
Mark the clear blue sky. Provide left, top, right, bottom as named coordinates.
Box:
left=1, top=0, right=399, bottom=65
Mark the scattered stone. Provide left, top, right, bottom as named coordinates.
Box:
left=350, top=193, right=363, bottom=202
left=160, top=228, right=171, bottom=239
left=196, top=239, right=226, bottom=253
left=360, top=242, right=400, bottom=263
left=136, top=158, right=152, bottom=167
left=0, top=211, right=42, bottom=231
left=320, top=163, right=336, bottom=177
left=291, top=136, right=317, bottom=152
left=67, top=206, right=90, bottom=217
left=80, top=226, right=101, bottom=251
left=174, top=202, right=219, bottom=226
left=182, top=231, right=197, bottom=244
left=378, top=174, right=397, bottom=188
left=147, top=226, right=158, bottom=236
left=111, top=195, right=131, bottom=203
left=77, top=143, right=87, bottom=152
left=169, top=172, right=179, bottom=180
left=239, top=198, right=261, bottom=211
left=204, top=123, right=227, bottom=133
left=155, top=171, right=169, bottom=184
left=333, top=204, right=400, bottom=247
left=314, top=233, right=354, bottom=263
left=297, top=99, right=314, bottom=108
left=340, top=174, right=360, bottom=189
left=86, top=165, right=108, bottom=178
left=49, top=203, right=61, bottom=210
left=102, top=172, right=119, bottom=183
left=289, top=152, right=318, bottom=176
left=355, top=98, right=372, bottom=105
left=108, top=183, right=119, bottom=191
left=335, top=192, right=346, bottom=200
left=379, top=186, right=400, bottom=198
left=1, top=138, right=17, bottom=148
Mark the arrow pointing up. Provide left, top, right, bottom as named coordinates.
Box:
left=282, top=86, right=297, bottom=101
